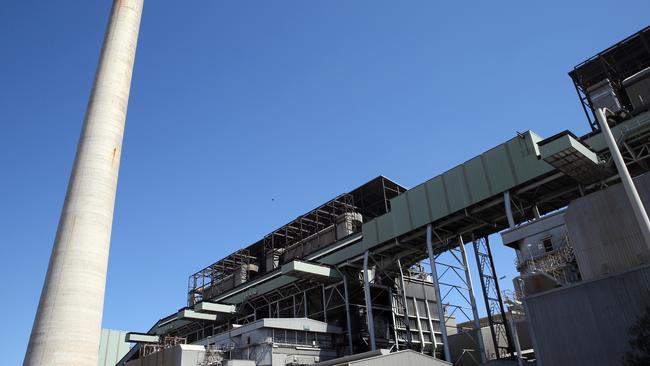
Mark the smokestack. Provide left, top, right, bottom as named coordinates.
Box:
left=24, top=1, right=144, bottom=365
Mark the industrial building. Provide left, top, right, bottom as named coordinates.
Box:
left=112, top=26, right=650, bottom=366
left=21, top=0, right=650, bottom=363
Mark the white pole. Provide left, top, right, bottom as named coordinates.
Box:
left=595, top=108, right=650, bottom=251
left=24, top=1, right=144, bottom=365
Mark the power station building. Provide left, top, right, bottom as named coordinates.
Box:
left=111, top=26, right=650, bottom=366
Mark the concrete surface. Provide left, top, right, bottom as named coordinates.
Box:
left=23, top=1, right=144, bottom=365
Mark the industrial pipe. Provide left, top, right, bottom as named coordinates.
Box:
left=595, top=108, right=650, bottom=251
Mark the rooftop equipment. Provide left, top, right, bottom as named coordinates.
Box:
left=569, top=26, right=650, bottom=130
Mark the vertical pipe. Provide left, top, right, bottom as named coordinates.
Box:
left=426, top=225, right=451, bottom=361
left=504, top=191, right=515, bottom=228
left=363, top=251, right=376, bottom=351
left=322, top=284, right=328, bottom=323
left=342, top=275, right=354, bottom=354
left=303, top=291, right=308, bottom=318
left=458, top=235, right=487, bottom=364
left=24, top=2, right=144, bottom=365
left=596, top=107, right=650, bottom=250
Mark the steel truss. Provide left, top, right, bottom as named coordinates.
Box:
left=472, top=235, right=514, bottom=359
left=262, top=194, right=356, bottom=254
left=610, top=122, right=650, bottom=170
left=426, top=226, right=486, bottom=364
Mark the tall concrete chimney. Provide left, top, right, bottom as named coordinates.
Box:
left=24, top=1, right=144, bottom=365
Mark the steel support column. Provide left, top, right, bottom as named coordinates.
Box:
left=303, top=291, right=308, bottom=318
left=341, top=273, right=354, bottom=354
left=426, top=224, right=451, bottom=361
left=322, top=284, right=327, bottom=323
left=363, top=250, right=376, bottom=351
left=459, top=235, right=487, bottom=364
left=504, top=191, right=515, bottom=228
left=472, top=235, right=514, bottom=359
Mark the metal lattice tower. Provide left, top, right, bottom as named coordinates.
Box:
left=472, top=235, right=514, bottom=359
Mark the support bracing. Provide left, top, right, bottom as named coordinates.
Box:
left=458, top=235, right=487, bottom=364
left=396, top=259, right=413, bottom=349
left=428, top=226, right=486, bottom=364
left=363, top=251, right=377, bottom=351
left=426, top=225, right=451, bottom=361
left=340, top=272, right=354, bottom=355
left=472, top=235, right=514, bottom=359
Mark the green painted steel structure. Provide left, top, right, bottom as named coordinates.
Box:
left=210, top=111, right=650, bottom=307
left=121, top=111, right=650, bottom=365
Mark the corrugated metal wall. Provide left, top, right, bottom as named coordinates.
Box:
left=362, top=131, right=554, bottom=249
left=526, top=265, right=650, bottom=366
left=565, top=173, right=650, bottom=280
left=98, top=329, right=131, bottom=366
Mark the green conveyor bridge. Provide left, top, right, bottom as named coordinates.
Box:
left=121, top=111, right=650, bottom=364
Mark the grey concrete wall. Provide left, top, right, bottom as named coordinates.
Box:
left=525, top=264, right=650, bottom=366
left=565, top=173, right=650, bottom=280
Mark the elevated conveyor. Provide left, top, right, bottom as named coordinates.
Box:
left=121, top=111, right=650, bottom=364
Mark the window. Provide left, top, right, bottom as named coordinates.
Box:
left=542, top=237, right=553, bottom=253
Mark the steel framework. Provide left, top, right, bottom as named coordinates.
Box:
left=262, top=194, right=356, bottom=254
left=121, top=114, right=650, bottom=366
left=569, top=26, right=650, bottom=130
left=188, top=249, right=257, bottom=306
left=473, top=235, right=514, bottom=359
left=426, top=226, right=486, bottom=364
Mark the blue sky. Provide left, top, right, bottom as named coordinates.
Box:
left=1, top=1, right=649, bottom=364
